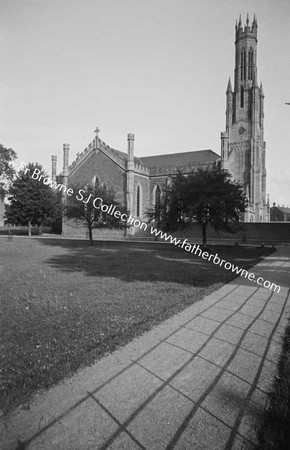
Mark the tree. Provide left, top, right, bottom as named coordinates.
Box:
left=148, top=164, right=247, bottom=245
left=0, top=144, right=17, bottom=199
left=5, top=163, right=60, bottom=233
left=65, top=183, right=127, bottom=243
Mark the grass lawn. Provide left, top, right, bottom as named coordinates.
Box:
left=0, top=237, right=273, bottom=413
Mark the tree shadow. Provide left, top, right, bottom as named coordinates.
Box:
left=38, top=238, right=271, bottom=287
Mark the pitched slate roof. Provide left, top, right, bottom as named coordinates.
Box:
left=139, top=149, right=220, bottom=169
left=273, top=206, right=290, bottom=214
left=105, top=147, right=143, bottom=167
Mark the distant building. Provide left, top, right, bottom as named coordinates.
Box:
left=270, top=204, right=290, bottom=222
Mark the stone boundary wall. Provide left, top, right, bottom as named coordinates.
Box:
left=175, top=223, right=290, bottom=243
left=134, top=222, right=290, bottom=244
left=65, top=222, right=126, bottom=239
left=0, top=226, right=52, bottom=235
left=63, top=221, right=290, bottom=243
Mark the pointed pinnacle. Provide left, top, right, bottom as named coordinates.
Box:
left=235, top=19, right=238, bottom=30
left=238, top=14, right=242, bottom=27
left=254, top=14, right=258, bottom=27
left=226, top=78, right=233, bottom=93
left=260, top=82, right=264, bottom=96
left=246, top=12, right=249, bottom=26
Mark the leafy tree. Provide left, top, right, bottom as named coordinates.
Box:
left=0, top=144, right=17, bottom=199
left=65, top=183, right=127, bottom=243
left=148, top=164, right=247, bottom=245
left=5, top=163, right=60, bottom=232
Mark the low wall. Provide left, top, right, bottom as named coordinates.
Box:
left=65, top=221, right=126, bottom=239
left=0, top=226, right=52, bottom=236
left=62, top=220, right=290, bottom=244
left=134, top=222, right=290, bottom=244
left=180, top=223, right=290, bottom=244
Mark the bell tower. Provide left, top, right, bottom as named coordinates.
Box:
left=221, top=14, right=268, bottom=222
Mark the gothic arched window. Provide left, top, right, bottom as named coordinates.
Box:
left=240, top=86, right=244, bottom=108
left=240, top=49, right=246, bottom=80
left=92, top=175, right=100, bottom=188
left=136, top=185, right=141, bottom=217
left=154, top=185, right=161, bottom=221
left=101, top=181, right=107, bottom=192
left=248, top=49, right=254, bottom=80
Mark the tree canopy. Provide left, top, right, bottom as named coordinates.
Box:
left=5, top=162, right=60, bottom=228
left=65, top=183, right=127, bottom=242
left=149, top=164, right=247, bottom=245
left=0, top=144, right=17, bottom=199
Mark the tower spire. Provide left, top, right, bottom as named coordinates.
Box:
left=252, top=14, right=257, bottom=32
left=221, top=17, right=268, bottom=223
left=226, top=77, right=233, bottom=93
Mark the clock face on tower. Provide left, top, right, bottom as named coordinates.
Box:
left=239, top=126, right=246, bottom=135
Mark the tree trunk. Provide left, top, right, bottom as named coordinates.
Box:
left=28, top=220, right=32, bottom=236
left=202, top=223, right=207, bottom=246
left=88, top=225, right=93, bottom=244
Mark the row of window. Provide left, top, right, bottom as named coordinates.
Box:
left=136, top=184, right=161, bottom=217
left=93, top=175, right=107, bottom=191
left=93, top=175, right=162, bottom=218
left=240, top=49, right=254, bottom=81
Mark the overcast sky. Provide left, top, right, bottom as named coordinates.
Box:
left=1, top=0, right=290, bottom=206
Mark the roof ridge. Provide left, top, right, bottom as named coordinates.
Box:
left=140, top=149, right=218, bottom=159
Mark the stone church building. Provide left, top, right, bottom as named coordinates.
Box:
left=53, top=134, right=220, bottom=235
left=221, top=14, right=268, bottom=222
left=51, top=15, right=269, bottom=235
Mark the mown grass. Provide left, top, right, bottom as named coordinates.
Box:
left=256, top=320, right=290, bottom=449
left=0, top=237, right=273, bottom=414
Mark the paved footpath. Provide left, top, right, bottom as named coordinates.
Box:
left=1, top=246, right=290, bottom=450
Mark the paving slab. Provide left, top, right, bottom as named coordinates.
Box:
left=1, top=246, right=290, bottom=450
left=185, top=316, right=220, bottom=335
left=214, top=323, right=245, bottom=345
left=173, top=408, right=232, bottom=450
left=227, top=348, right=262, bottom=384
left=169, top=356, right=221, bottom=402
left=201, top=372, right=251, bottom=428
left=126, top=385, right=193, bottom=449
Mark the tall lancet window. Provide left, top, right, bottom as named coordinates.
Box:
left=101, top=181, right=107, bottom=192
left=136, top=185, right=141, bottom=217
left=248, top=49, right=254, bottom=80
left=154, top=185, right=161, bottom=221
left=92, top=175, right=100, bottom=188
left=240, top=86, right=244, bottom=108
left=240, top=50, right=246, bottom=80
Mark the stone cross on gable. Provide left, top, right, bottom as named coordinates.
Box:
left=76, top=152, right=80, bottom=158
left=94, top=127, right=100, bottom=137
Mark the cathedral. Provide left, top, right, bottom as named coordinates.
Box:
left=51, top=15, right=269, bottom=235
